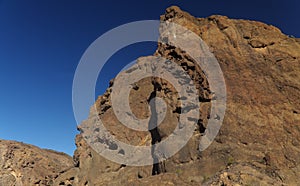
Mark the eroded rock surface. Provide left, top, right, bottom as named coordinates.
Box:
left=1, top=6, right=300, bottom=186
left=56, top=6, right=300, bottom=186
left=0, top=139, right=73, bottom=185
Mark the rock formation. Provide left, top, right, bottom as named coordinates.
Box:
left=1, top=6, right=300, bottom=186
left=0, top=139, right=73, bottom=185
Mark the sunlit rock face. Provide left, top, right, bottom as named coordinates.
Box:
left=0, top=139, right=73, bottom=185
left=1, top=6, right=300, bottom=186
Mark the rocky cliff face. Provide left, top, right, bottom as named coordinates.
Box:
left=1, top=6, right=299, bottom=186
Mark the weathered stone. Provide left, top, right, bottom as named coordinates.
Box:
left=0, top=140, right=73, bottom=185
left=1, top=5, right=300, bottom=186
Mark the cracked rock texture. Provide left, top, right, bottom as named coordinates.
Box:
left=0, top=139, right=73, bottom=185
left=1, top=6, right=300, bottom=186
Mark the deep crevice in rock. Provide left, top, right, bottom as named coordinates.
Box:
left=148, top=86, right=167, bottom=176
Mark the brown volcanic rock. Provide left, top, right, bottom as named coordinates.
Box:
left=157, top=6, right=300, bottom=185
left=55, top=6, right=300, bottom=186
left=2, top=6, right=299, bottom=186
left=0, top=139, right=73, bottom=185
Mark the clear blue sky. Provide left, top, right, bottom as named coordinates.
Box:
left=0, top=0, right=299, bottom=156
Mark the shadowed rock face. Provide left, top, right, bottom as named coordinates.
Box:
left=1, top=6, right=299, bottom=186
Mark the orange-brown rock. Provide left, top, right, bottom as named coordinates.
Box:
left=0, top=139, right=73, bottom=185
left=1, top=6, right=300, bottom=186
left=64, top=6, right=299, bottom=185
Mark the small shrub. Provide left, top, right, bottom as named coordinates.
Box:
left=227, top=156, right=235, bottom=166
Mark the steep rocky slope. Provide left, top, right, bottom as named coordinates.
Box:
left=0, top=139, right=73, bottom=185
left=1, top=6, right=300, bottom=186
